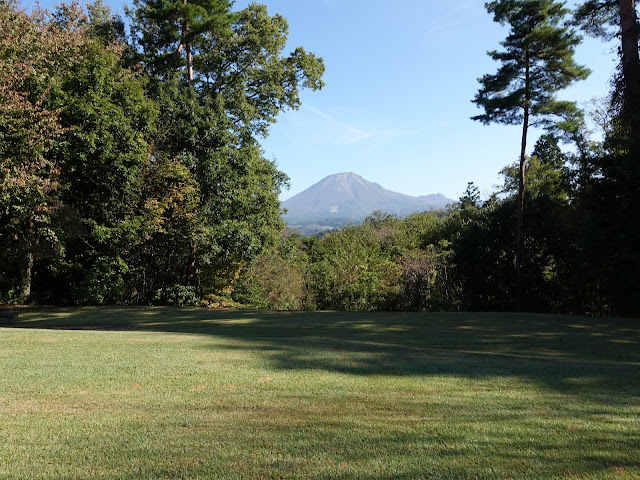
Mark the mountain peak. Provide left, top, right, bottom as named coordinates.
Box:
left=314, top=172, right=376, bottom=192
left=333, top=172, right=363, bottom=181
left=334, top=171, right=359, bottom=178
left=283, top=172, right=453, bottom=223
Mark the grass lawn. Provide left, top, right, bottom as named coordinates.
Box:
left=1, top=308, right=639, bottom=479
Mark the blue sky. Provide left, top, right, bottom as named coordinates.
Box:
left=22, top=0, right=619, bottom=200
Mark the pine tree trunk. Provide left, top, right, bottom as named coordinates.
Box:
left=183, top=0, right=193, bottom=86
left=186, top=43, right=193, bottom=85
left=516, top=116, right=528, bottom=312
left=618, top=0, right=640, bottom=152
left=619, top=0, right=640, bottom=98
left=516, top=54, right=531, bottom=312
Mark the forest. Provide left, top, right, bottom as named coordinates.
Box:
left=1, top=0, right=638, bottom=315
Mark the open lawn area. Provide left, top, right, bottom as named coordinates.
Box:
left=1, top=309, right=639, bottom=479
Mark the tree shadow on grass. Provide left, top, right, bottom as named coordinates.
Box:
left=3, top=308, right=640, bottom=479
left=4, top=307, right=640, bottom=398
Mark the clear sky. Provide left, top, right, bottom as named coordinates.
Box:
left=21, top=0, right=619, bottom=201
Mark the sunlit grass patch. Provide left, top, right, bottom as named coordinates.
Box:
left=1, top=309, right=639, bottom=479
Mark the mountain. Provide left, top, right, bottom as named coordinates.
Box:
left=282, top=173, right=453, bottom=231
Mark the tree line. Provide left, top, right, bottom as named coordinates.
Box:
left=0, top=0, right=323, bottom=305
left=1, top=0, right=638, bottom=315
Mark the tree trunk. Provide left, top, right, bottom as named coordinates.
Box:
left=19, top=251, right=34, bottom=303
left=618, top=0, right=640, bottom=152
left=516, top=116, right=528, bottom=312
left=185, top=241, right=197, bottom=286
left=183, top=0, right=193, bottom=86
left=186, top=43, right=193, bottom=85
left=516, top=54, right=531, bottom=312
left=619, top=0, right=640, bottom=98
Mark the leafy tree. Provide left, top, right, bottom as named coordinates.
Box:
left=440, top=189, right=514, bottom=311
left=499, top=136, right=577, bottom=311
left=0, top=1, right=160, bottom=305
left=396, top=242, right=458, bottom=312
left=532, top=133, right=564, bottom=168
left=86, top=0, right=127, bottom=46
left=458, top=182, right=482, bottom=211
left=574, top=2, right=640, bottom=313
left=146, top=78, right=290, bottom=295
left=131, top=2, right=324, bottom=295
left=1, top=0, right=323, bottom=305
left=0, top=1, right=87, bottom=302
left=196, top=3, right=325, bottom=138
left=127, top=153, right=202, bottom=304
left=42, top=35, right=157, bottom=304
left=472, top=0, right=589, bottom=309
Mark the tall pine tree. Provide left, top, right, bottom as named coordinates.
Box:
left=128, top=0, right=234, bottom=85
left=472, top=0, right=589, bottom=310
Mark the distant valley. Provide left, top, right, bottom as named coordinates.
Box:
left=282, top=172, right=453, bottom=234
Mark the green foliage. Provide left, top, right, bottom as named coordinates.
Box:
left=0, top=1, right=87, bottom=301
left=310, top=225, right=400, bottom=311
left=51, top=41, right=157, bottom=225
left=72, top=255, right=129, bottom=305
left=42, top=25, right=157, bottom=305
left=2, top=0, right=637, bottom=314
left=396, top=244, right=459, bottom=312
left=0, top=0, right=322, bottom=305
left=445, top=136, right=584, bottom=313
left=233, top=235, right=313, bottom=310
left=126, top=153, right=202, bottom=303
left=129, top=0, right=235, bottom=81
left=473, top=0, right=590, bottom=128
left=500, top=137, right=571, bottom=202
left=87, top=0, right=127, bottom=46
left=573, top=0, right=620, bottom=40
left=195, top=3, right=325, bottom=137
left=154, top=284, right=199, bottom=306
left=500, top=157, right=577, bottom=311
left=129, top=0, right=322, bottom=296
left=473, top=0, right=589, bottom=310
left=572, top=1, right=640, bottom=314
left=445, top=195, right=515, bottom=311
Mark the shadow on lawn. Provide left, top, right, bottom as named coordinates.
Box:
left=4, top=307, right=640, bottom=395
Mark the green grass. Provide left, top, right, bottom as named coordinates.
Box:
left=1, top=308, right=639, bottom=479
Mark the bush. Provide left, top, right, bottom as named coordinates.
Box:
left=233, top=235, right=314, bottom=310
left=311, top=225, right=400, bottom=311
left=154, top=285, right=199, bottom=306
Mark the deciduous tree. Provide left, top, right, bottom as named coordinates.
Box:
left=0, top=1, right=86, bottom=301
left=130, top=2, right=324, bottom=294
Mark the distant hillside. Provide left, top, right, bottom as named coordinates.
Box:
left=282, top=172, right=453, bottom=232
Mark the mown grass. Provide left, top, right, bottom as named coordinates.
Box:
left=1, top=308, right=639, bottom=479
